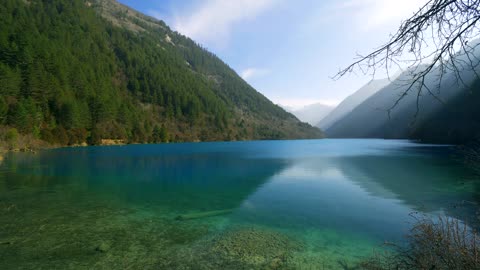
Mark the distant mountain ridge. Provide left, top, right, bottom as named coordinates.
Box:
left=284, top=103, right=334, bottom=126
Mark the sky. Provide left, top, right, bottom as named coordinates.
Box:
left=118, top=0, right=427, bottom=109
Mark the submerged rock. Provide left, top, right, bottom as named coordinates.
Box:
left=180, top=227, right=304, bottom=269
left=95, top=242, right=111, bottom=253
left=175, top=209, right=233, bottom=221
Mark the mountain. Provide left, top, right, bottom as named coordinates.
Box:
left=325, top=60, right=480, bottom=141
left=411, top=78, right=480, bottom=144
left=317, top=79, right=390, bottom=129
left=0, top=0, right=322, bottom=147
left=285, top=103, right=334, bottom=126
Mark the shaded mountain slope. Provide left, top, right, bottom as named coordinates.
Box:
left=325, top=60, right=479, bottom=141
left=412, top=79, right=480, bottom=144
left=317, top=79, right=390, bottom=129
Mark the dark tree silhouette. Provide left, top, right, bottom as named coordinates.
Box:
left=336, top=0, right=480, bottom=113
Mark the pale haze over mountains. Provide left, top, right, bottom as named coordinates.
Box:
left=283, top=103, right=334, bottom=126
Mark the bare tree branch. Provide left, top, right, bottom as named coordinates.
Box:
left=335, top=0, right=480, bottom=115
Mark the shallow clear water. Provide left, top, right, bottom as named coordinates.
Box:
left=1, top=139, right=479, bottom=269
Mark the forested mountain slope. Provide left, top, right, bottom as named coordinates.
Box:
left=0, top=0, right=322, bottom=147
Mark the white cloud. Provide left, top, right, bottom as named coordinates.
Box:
left=171, top=0, right=279, bottom=47
left=332, top=0, right=428, bottom=31
left=240, top=68, right=270, bottom=80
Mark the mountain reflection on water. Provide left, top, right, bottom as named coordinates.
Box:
left=1, top=139, right=478, bottom=269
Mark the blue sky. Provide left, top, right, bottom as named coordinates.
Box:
left=118, top=0, right=426, bottom=108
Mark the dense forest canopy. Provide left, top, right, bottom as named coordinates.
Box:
left=0, top=0, right=322, bottom=147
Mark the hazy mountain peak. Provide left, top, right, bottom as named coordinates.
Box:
left=283, top=103, right=334, bottom=126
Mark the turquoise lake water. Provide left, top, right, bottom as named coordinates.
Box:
left=1, top=139, right=479, bottom=269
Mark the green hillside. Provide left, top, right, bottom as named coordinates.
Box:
left=0, top=0, right=322, bottom=148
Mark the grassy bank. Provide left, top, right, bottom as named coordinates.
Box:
left=0, top=126, right=53, bottom=155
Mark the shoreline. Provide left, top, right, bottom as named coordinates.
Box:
left=0, top=137, right=457, bottom=164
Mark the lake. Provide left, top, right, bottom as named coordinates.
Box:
left=1, top=139, right=479, bottom=269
